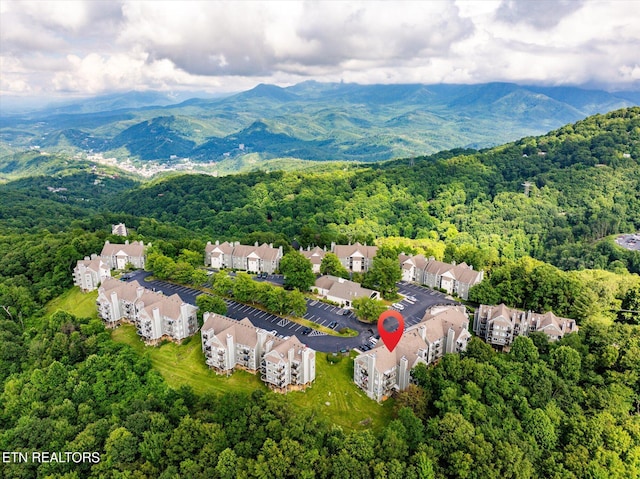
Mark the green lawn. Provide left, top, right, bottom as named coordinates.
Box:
left=287, top=352, right=395, bottom=431
left=111, top=325, right=265, bottom=396
left=46, top=287, right=99, bottom=319
left=47, top=287, right=394, bottom=431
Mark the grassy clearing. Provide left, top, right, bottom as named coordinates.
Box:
left=111, top=325, right=266, bottom=396
left=46, top=287, right=99, bottom=319
left=48, top=287, right=392, bottom=431
left=287, top=352, right=395, bottom=432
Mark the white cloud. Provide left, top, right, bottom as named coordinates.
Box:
left=1, top=0, right=639, bottom=98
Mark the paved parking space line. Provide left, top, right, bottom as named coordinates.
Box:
left=293, top=325, right=302, bottom=331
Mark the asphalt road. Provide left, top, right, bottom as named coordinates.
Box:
left=124, top=271, right=458, bottom=353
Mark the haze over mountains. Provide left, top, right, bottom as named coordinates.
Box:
left=1, top=81, right=639, bottom=171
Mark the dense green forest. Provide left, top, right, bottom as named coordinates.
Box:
left=0, top=108, right=639, bottom=477
left=108, top=108, right=640, bottom=274
left=1, top=309, right=638, bottom=477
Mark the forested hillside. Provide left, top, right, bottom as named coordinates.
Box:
left=1, top=310, right=638, bottom=478
left=2, top=82, right=637, bottom=168
left=111, top=108, right=640, bottom=274
left=1, top=108, right=639, bottom=478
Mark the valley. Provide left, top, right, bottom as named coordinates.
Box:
left=2, top=82, right=638, bottom=175
left=1, top=104, right=639, bottom=479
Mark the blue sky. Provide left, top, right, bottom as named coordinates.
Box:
left=1, top=0, right=639, bottom=99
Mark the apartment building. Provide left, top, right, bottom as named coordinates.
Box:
left=398, top=254, right=484, bottom=300
left=332, top=242, right=378, bottom=273
left=111, top=223, right=128, bottom=237
left=73, top=254, right=111, bottom=291
left=205, top=241, right=283, bottom=273
left=100, top=240, right=148, bottom=270
left=299, top=246, right=327, bottom=274
left=473, top=303, right=578, bottom=347
left=354, top=305, right=470, bottom=401
left=201, top=312, right=316, bottom=391
left=96, top=278, right=198, bottom=344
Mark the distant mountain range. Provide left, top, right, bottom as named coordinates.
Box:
left=1, top=82, right=638, bottom=168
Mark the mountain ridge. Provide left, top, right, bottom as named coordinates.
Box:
left=1, top=82, right=638, bottom=170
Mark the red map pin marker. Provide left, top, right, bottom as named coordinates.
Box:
left=377, top=310, right=405, bottom=352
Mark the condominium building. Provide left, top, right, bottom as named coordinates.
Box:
left=96, top=278, right=198, bottom=344
left=299, top=246, right=327, bottom=274
left=205, top=241, right=283, bottom=273
left=473, top=303, right=578, bottom=347
left=100, top=240, right=148, bottom=270
left=73, top=254, right=111, bottom=291
left=398, top=254, right=484, bottom=300
left=201, top=312, right=316, bottom=391
left=262, top=335, right=316, bottom=391
left=332, top=242, right=378, bottom=273
left=354, top=305, right=470, bottom=401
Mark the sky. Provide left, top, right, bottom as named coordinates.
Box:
left=1, top=0, right=640, bottom=100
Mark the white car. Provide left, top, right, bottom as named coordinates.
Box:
left=392, top=303, right=405, bottom=310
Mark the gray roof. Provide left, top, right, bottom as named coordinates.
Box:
left=315, top=275, right=378, bottom=301
left=101, top=240, right=146, bottom=258
left=333, top=242, right=378, bottom=259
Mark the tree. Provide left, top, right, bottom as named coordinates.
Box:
left=196, top=294, right=227, bottom=325
left=352, top=297, right=387, bottom=323
left=618, top=286, right=640, bottom=324
left=280, top=251, right=316, bottom=291
left=287, top=289, right=307, bottom=317
left=364, top=256, right=401, bottom=299
left=320, top=253, right=349, bottom=279
left=171, top=261, right=195, bottom=283
left=178, top=248, right=203, bottom=267
left=233, top=273, right=257, bottom=303
left=511, top=336, right=539, bottom=363
left=190, top=269, right=209, bottom=286
left=105, top=427, right=138, bottom=467
left=150, top=254, right=176, bottom=280
left=212, top=271, right=234, bottom=297
left=550, top=345, right=581, bottom=383
left=216, top=448, right=238, bottom=479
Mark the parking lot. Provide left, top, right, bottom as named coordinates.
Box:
left=124, top=271, right=460, bottom=353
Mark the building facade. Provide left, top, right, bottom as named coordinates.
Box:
left=111, top=223, right=128, bottom=237
left=473, top=303, right=578, bottom=347
left=73, top=254, right=111, bottom=291
left=201, top=312, right=316, bottom=391
left=96, top=278, right=198, bottom=344
left=354, top=305, right=471, bottom=401
left=399, top=254, right=484, bottom=300
left=314, top=275, right=380, bottom=308
left=299, top=246, right=327, bottom=274
left=332, top=242, right=378, bottom=273
left=100, top=240, right=148, bottom=270
left=205, top=241, right=283, bottom=273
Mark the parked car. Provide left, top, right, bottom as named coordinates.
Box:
left=392, top=303, right=405, bottom=310
left=407, top=295, right=417, bottom=302
left=301, top=327, right=312, bottom=335
left=328, top=321, right=339, bottom=329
